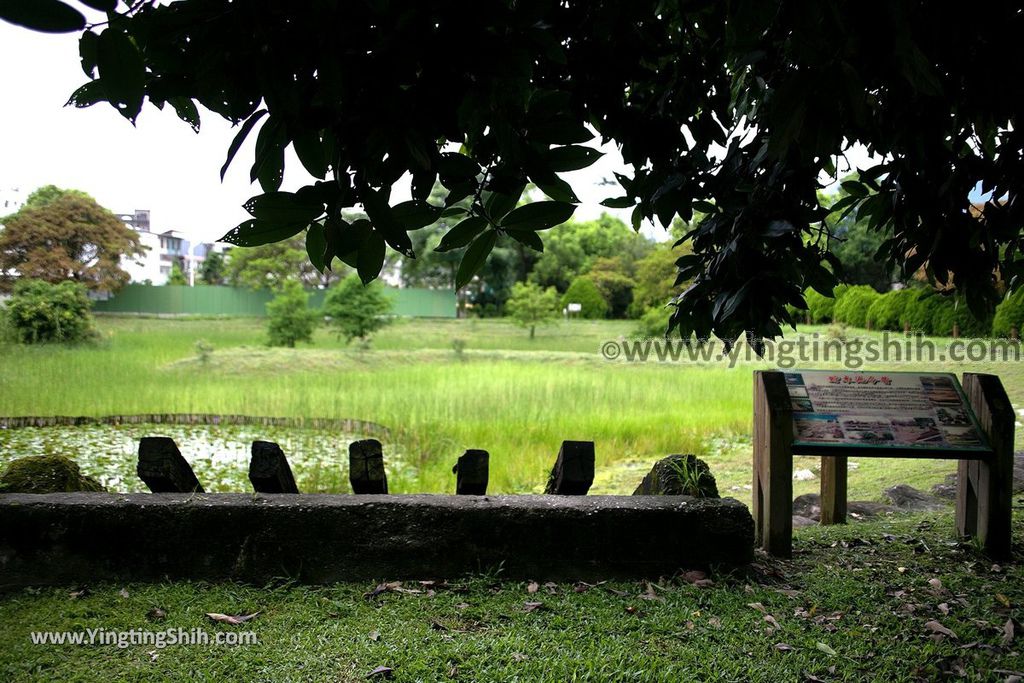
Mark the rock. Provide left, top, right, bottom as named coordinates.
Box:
left=793, top=493, right=821, bottom=520
left=792, top=515, right=817, bottom=528
left=931, top=483, right=957, bottom=500
left=632, top=454, right=719, bottom=498
left=883, top=484, right=948, bottom=511
left=0, top=454, right=105, bottom=494
left=847, top=501, right=897, bottom=518
left=793, top=468, right=816, bottom=481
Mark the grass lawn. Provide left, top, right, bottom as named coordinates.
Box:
left=2, top=315, right=1022, bottom=501
left=0, top=510, right=1021, bottom=682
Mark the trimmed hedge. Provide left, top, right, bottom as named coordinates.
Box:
left=562, top=277, right=609, bottom=319
left=993, top=288, right=1024, bottom=337
left=930, top=296, right=992, bottom=338
left=805, top=285, right=848, bottom=323
left=865, top=288, right=917, bottom=331
left=832, top=285, right=881, bottom=329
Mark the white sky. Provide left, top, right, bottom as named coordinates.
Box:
left=0, top=20, right=872, bottom=246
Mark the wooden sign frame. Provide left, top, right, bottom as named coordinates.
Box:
left=753, top=370, right=1014, bottom=559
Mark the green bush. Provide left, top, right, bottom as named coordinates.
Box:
left=265, top=280, right=318, bottom=347
left=903, top=293, right=943, bottom=334
left=930, top=296, right=992, bottom=338
left=832, top=285, right=880, bottom=329
left=865, top=288, right=917, bottom=331
left=634, top=305, right=672, bottom=337
left=3, top=279, right=96, bottom=344
left=561, top=277, right=609, bottom=319
left=323, top=274, right=394, bottom=345
left=804, top=285, right=848, bottom=324
left=0, top=454, right=105, bottom=493
left=993, top=288, right=1024, bottom=337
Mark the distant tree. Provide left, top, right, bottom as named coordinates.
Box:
left=629, top=244, right=691, bottom=317
left=530, top=215, right=651, bottom=292
left=585, top=257, right=635, bottom=319
left=265, top=280, right=318, bottom=347
left=505, top=282, right=559, bottom=339
left=3, top=279, right=96, bottom=344
left=199, top=251, right=226, bottom=285
left=226, top=234, right=335, bottom=290
left=0, top=188, right=144, bottom=293
left=323, top=274, right=394, bottom=345
left=562, top=277, right=609, bottom=319
left=166, top=262, right=188, bottom=286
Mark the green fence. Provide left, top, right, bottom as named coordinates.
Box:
left=93, top=284, right=456, bottom=318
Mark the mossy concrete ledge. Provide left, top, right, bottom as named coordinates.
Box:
left=0, top=493, right=753, bottom=586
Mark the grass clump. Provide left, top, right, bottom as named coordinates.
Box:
left=0, top=454, right=105, bottom=493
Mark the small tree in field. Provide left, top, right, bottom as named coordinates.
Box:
left=323, top=275, right=393, bottom=346
left=265, top=280, right=317, bottom=347
left=3, top=279, right=96, bottom=344
left=505, top=282, right=559, bottom=339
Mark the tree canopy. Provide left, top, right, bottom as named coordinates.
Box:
left=5, top=0, right=1021, bottom=347
left=0, top=186, right=143, bottom=292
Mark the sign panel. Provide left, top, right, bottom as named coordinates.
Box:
left=787, top=370, right=989, bottom=452
left=567, top=303, right=582, bottom=313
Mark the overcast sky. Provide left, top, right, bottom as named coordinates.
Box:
left=0, top=20, right=875, bottom=247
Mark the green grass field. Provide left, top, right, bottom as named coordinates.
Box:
left=1, top=315, right=1021, bottom=501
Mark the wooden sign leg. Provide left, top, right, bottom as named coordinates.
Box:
left=819, top=455, right=847, bottom=525
left=960, top=373, right=1014, bottom=560
left=753, top=371, right=794, bottom=557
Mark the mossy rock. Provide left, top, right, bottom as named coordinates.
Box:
left=633, top=454, right=719, bottom=498
left=0, top=454, right=105, bottom=493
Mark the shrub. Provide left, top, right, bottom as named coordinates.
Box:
left=930, top=296, right=992, bottom=338
left=265, top=280, right=318, bottom=347
left=832, top=285, right=880, bottom=329
left=634, top=305, right=672, bottom=337
left=323, top=274, right=394, bottom=345
left=804, top=285, right=848, bottom=323
left=865, top=289, right=917, bottom=331
left=903, top=292, right=943, bottom=334
left=3, top=279, right=96, bottom=344
left=0, top=454, right=105, bottom=493
left=993, top=288, right=1024, bottom=337
left=505, top=282, right=559, bottom=339
left=562, top=277, right=609, bottom=319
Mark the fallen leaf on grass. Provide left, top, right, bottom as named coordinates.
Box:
left=764, top=614, right=781, bottom=629
left=928, top=578, right=943, bottom=591
left=206, top=612, right=260, bottom=625
left=512, top=652, right=528, bottom=662
left=69, top=588, right=90, bottom=600
left=146, top=607, right=167, bottom=622
left=364, top=582, right=421, bottom=599
left=523, top=601, right=544, bottom=613
left=367, top=665, right=393, bottom=679
left=1004, top=619, right=1018, bottom=647
left=774, top=643, right=797, bottom=652
left=639, top=584, right=665, bottom=602
left=747, top=602, right=767, bottom=614
left=996, top=593, right=1011, bottom=607
left=526, top=582, right=539, bottom=594
left=815, top=642, right=837, bottom=656
left=430, top=620, right=448, bottom=631
left=369, top=630, right=380, bottom=642
left=925, top=620, right=958, bottom=639
left=118, top=588, right=130, bottom=599
left=938, top=603, right=950, bottom=616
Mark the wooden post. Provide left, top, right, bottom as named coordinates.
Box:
left=349, top=439, right=388, bottom=494
left=249, top=441, right=299, bottom=494
left=752, top=371, right=794, bottom=557
left=819, top=455, right=848, bottom=525
left=137, top=437, right=204, bottom=493
left=952, top=322, right=960, bottom=339
left=1011, top=326, right=1019, bottom=341
left=958, top=373, right=1014, bottom=560
left=544, top=440, right=595, bottom=495
left=452, top=449, right=489, bottom=495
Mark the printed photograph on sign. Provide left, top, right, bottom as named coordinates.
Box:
left=789, top=370, right=989, bottom=452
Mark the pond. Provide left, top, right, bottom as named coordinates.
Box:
left=0, top=424, right=414, bottom=493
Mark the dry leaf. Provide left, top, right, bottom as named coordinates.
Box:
left=681, top=570, right=708, bottom=584
left=625, top=606, right=638, bottom=614
left=925, top=620, right=958, bottom=639
left=523, top=601, right=544, bottom=613
left=639, top=584, right=665, bottom=602
left=429, top=620, right=448, bottom=631
left=206, top=611, right=260, bottom=625
left=512, top=652, right=528, bottom=662
left=928, top=578, right=943, bottom=591
left=748, top=602, right=767, bottom=614
left=118, top=588, right=130, bottom=598
left=146, top=607, right=167, bottom=622
left=776, top=589, right=800, bottom=598
left=527, top=582, right=539, bottom=594
left=996, top=593, right=1011, bottom=607
left=764, top=614, right=781, bottom=629
left=69, top=588, right=89, bottom=600
left=367, top=665, right=394, bottom=679
left=455, top=602, right=470, bottom=610
left=1003, top=619, right=1017, bottom=647
left=369, top=630, right=380, bottom=642
left=774, top=643, right=796, bottom=652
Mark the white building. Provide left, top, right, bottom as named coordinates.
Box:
left=118, top=210, right=230, bottom=285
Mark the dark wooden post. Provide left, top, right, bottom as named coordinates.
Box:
left=958, top=373, right=1014, bottom=560
left=452, top=449, right=489, bottom=495
left=349, top=439, right=388, bottom=494
left=137, top=437, right=203, bottom=493
left=819, top=455, right=848, bottom=525
left=752, top=371, right=794, bottom=557
left=249, top=441, right=299, bottom=494
left=952, top=322, right=960, bottom=339
left=544, top=440, right=595, bottom=495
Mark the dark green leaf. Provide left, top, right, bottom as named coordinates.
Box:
left=0, top=0, right=85, bottom=33
left=243, top=191, right=324, bottom=224
left=391, top=200, right=442, bottom=230
left=508, top=229, right=544, bottom=252
left=546, top=145, right=603, bottom=172
left=531, top=174, right=579, bottom=203
left=79, top=31, right=98, bottom=77
left=437, top=153, right=479, bottom=181
left=251, top=117, right=287, bottom=193
left=484, top=185, right=525, bottom=222
left=220, top=109, right=267, bottom=181
left=168, top=97, right=199, bottom=133
left=600, top=197, right=634, bottom=209
left=79, top=0, right=117, bottom=10
left=65, top=80, right=106, bottom=108
left=97, top=29, right=145, bottom=122
left=501, top=201, right=575, bottom=232
left=362, top=189, right=415, bottom=257
left=293, top=130, right=327, bottom=179
left=840, top=180, right=869, bottom=197
left=436, top=216, right=488, bottom=252
left=530, top=119, right=594, bottom=145
left=306, top=222, right=327, bottom=273
left=357, top=231, right=386, bottom=284
left=219, top=219, right=307, bottom=247
left=456, top=230, right=498, bottom=289
left=693, top=200, right=717, bottom=214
